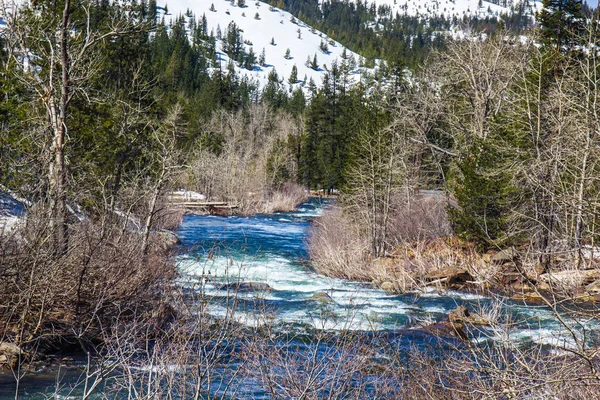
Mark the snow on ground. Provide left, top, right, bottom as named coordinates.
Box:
left=0, top=189, right=25, bottom=233
left=360, top=0, right=542, bottom=21
left=163, top=0, right=376, bottom=90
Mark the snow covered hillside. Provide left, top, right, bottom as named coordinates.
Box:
left=162, top=0, right=376, bottom=90
left=361, top=0, right=541, bottom=22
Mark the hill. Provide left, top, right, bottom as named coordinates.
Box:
left=162, top=0, right=377, bottom=90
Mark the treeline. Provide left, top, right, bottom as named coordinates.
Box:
left=276, top=0, right=540, bottom=69
left=310, top=0, right=600, bottom=276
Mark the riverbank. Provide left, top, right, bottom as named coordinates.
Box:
left=308, top=197, right=600, bottom=306
left=3, top=198, right=600, bottom=399
left=169, top=183, right=309, bottom=216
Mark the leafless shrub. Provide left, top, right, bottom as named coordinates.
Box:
left=187, top=106, right=305, bottom=215
left=308, top=205, right=371, bottom=280
left=257, top=182, right=308, bottom=214
left=0, top=206, right=176, bottom=360
left=386, top=191, right=453, bottom=246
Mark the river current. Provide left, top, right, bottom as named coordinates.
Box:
left=177, top=198, right=578, bottom=347
left=0, top=198, right=589, bottom=398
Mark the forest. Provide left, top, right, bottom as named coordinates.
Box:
left=2, top=0, right=600, bottom=398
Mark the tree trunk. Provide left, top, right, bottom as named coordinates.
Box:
left=48, top=0, right=72, bottom=255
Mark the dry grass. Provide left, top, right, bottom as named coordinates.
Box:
left=308, top=193, right=479, bottom=292
left=308, top=205, right=372, bottom=281
left=248, top=182, right=309, bottom=215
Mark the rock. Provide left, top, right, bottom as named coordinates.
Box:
left=426, top=267, right=473, bottom=288
left=379, top=281, right=395, bottom=293
left=512, top=281, right=533, bottom=291
left=154, top=230, right=180, bottom=251
left=0, top=343, right=24, bottom=370
left=491, top=247, right=518, bottom=263
left=448, top=305, right=490, bottom=326
left=426, top=321, right=467, bottom=340
left=218, top=282, right=272, bottom=292
left=448, top=305, right=470, bottom=323
left=539, top=270, right=600, bottom=286
left=586, top=280, right=600, bottom=295
left=308, top=292, right=335, bottom=304
left=512, top=291, right=545, bottom=303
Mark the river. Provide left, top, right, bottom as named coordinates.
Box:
left=0, top=197, right=590, bottom=398
left=177, top=197, right=579, bottom=345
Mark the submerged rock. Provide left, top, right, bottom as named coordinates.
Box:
left=218, top=282, right=272, bottom=292
left=308, top=292, right=335, bottom=304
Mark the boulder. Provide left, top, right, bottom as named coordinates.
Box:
left=448, top=305, right=490, bottom=326
left=586, top=280, right=600, bottom=295
left=426, top=321, right=467, bottom=340
left=308, top=292, right=335, bottom=304
left=218, top=282, right=272, bottom=292
left=539, top=270, right=600, bottom=287
left=512, top=291, right=545, bottom=303
left=491, top=248, right=518, bottom=264
left=426, top=267, right=473, bottom=288
left=154, top=230, right=180, bottom=251
left=448, top=305, right=470, bottom=323
left=0, top=343, right=24, bottom=370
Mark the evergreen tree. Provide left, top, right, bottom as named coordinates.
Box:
left=284, top=48, right=291, bottom=59
left=310, top=53, right=319, bottom=70
left=259, top=48, right=267, bottom=66
left=537, top=0, right=585, bottom=51
left=244, top=47, right=256, bottom=70
left=288, top=64, right=298, bottom=83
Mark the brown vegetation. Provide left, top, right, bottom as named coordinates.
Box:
left=187, top=105, right=307, bottom=215
left=0, top=205, right=177, bottom=368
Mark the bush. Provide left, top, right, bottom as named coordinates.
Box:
left=0, top=207, right=176, bottom=354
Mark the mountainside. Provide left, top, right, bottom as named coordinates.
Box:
left=359, top=0, right=541, bottom=21
left=163, top=0, right=376, bottom=90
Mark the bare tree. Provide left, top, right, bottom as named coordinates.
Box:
left=3, top=0, right=145, bottom=253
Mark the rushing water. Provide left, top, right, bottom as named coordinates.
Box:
left=1, top=198, right=592, bottom=398
left=176, top=198, right=585, bottom=348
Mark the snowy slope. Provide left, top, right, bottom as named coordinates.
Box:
left=0, top=188, right=26, bottom=233
left=362, top=0, right=541, bottom=21
left=162, top=0, right=374, bottom=90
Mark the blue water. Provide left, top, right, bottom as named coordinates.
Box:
left=1, top=198, right=591, bottom=399
left=176, top=198, right=583, bottom=347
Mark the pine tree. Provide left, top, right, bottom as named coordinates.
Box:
left=284, top=48, right=291, bottom=59
left=259, top=48, right=266, bottom=66
left=288, top=64, right=298, bottom=83
left=210, top=3, right=216, bottom=11
left=238, top=0, right=245, bottom=7
left=244, top=47, right=256, bottom=70
left=310, top=53, right=319, bottom=70
left=270, top=37, right=276, bottom=45
left=319, top=39, right=329, bottom=53
left=537, top=0, right=585, bottom=51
